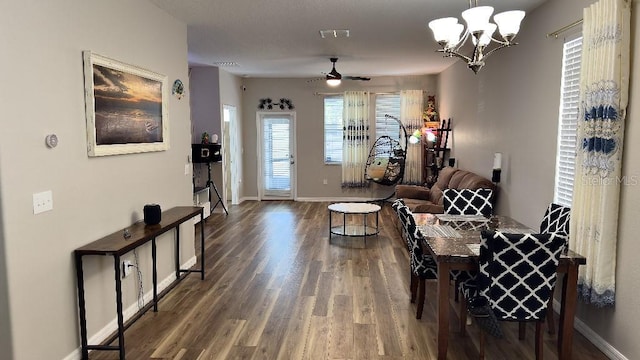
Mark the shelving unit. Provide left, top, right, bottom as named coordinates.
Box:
left=193, top=187, right=211, bottom=224
left=423, top=118, right=452, bottom=186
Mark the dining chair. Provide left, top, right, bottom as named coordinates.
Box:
left=396, top=205, right=438, bottom=319
left=391, top=198, right=411, bottom=253
left=442, top=188, right=494, bottom=217
left=540, top=203, right=571, bottom=238
left=459, top=230, right=566, bottom=360
left=442, top=188, right=492, bottom=300
left=539, top=202, right=571, bottom=334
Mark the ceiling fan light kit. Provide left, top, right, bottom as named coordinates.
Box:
left=326, top=57, right=342, bottom=86
left=428, top=0, right=525, bottom=73
left=323, top=57, right=370, bottom=86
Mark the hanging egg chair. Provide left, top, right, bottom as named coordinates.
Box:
left=364, top=115, right=408, bottom=187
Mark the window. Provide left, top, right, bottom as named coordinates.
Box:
left=554, top=36, right=583, bottom=207
left=324, top=93, right=402, bottom=164
left=375, top=93, right=401, bottom=141
left=324, top=95, right=343, bottom=163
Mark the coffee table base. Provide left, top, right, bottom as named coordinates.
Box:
left=328, top=203, right=381, bottom=245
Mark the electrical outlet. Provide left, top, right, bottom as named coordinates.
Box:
left=323, top=179, right=328, bottom=185
left=122, top=260, right=133, bottom=278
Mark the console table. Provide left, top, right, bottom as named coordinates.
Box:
left=74, top=206, right=205, bottom=360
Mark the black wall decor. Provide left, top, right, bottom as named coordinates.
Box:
left=258, top=98, right=294, bottom=110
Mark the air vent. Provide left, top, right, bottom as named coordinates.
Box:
left=319, top=29, right=350, bottom=39
left=213, top=62, right=239, bottom=67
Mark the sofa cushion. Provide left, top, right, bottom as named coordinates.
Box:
left=449, top=170, right=496, bottom=191
left=396, top=184, right=430, bottom=200
left=443, top=188, right=494, bottom=217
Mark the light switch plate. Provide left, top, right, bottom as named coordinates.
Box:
left=33, top=190, right=53, bottom=214
left=184, top=164, right=190, bottom=175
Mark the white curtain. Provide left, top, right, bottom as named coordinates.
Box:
left=342, top=91, right=370, bottom=187
left=400, top=90, right=424, bottom=184
left=569, top=0, right=630, bottom=307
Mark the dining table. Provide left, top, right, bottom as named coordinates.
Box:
left=412, top=213, right=586, bottom=360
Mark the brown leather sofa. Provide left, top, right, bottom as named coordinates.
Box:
left=395, top=167, right=496, bottom=213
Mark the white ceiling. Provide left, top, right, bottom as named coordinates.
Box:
left=149, top=0, right=547, bottom=78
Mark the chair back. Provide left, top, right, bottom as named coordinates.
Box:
left=443, top=188, right=494, bottom=217
left=540, top=203, right=571, bottom=236
left=397, top=206, right=437, bottom=278
left=391, top=198, right=406, bottom=213
left=477, top=231, right=565, bottom=321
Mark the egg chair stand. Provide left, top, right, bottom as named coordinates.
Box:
left=364, top=114, right=408, bottom=202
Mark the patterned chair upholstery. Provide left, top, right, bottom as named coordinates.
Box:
left=460, top=230, right=566, bottom=359
left=539, top=202, right=571, bottom=334
left=442, top=188, right=492, bottom=299
left=396, top=205, right=437, bottom=319
left=540, top=203, right=571, bottom=240
left=391, top=199, right=410, bottom=252
left=443, top=188, right=494, bottom=217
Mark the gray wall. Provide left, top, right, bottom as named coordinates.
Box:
left=0, top=1, right=194, bottom=359
left=239, top=76, right=437, bottom=200
left=438, top=0, right=639, bottom=357
left=190, top=67, right=223, bottom=203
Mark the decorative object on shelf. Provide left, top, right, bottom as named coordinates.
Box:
left=201, top=132, right=210, bottom=144
left=172, top=79, right=185, bottom=99
left=143, top=204, right=162, bottom=225
left=427, top=1, right=525, bottom=73
left=492, top=152, right=502, bottom=183
left=211, top=134, right=219, bottom=143
left=423, top=95, right=438, bottom=123
left=83, top=51, right=169, bottom=157
left=258, top=98, right=294, bottom=110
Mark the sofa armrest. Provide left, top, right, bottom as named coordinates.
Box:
left=396, top=185, right=430, bottom=200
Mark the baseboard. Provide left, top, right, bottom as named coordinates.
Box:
left=237, top=197, right=388, bottom=203
left=62, top=256, right=197, bottom=360
left=552, top=299, right=628, bottom=360
left=288, top=197, right=381, bottom=202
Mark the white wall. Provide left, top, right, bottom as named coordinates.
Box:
left=438, top=0, right=640, bottom=357
left=240, top=76, right=437, bottom=200
left=219, top=69, right=245, bottom=201
left=0, top=1, right=194, bottom=359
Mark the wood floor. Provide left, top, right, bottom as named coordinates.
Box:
left=91, top=201, right=607, bottom=359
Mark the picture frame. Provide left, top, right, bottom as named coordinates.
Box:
left=83, top=51, right=169, bottom=156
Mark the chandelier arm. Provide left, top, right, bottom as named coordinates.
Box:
left=446, top=50, right=473, bottom=63
left=452, top=31, right=471, bottom=53
left=482, top=42, right=518, bottom=60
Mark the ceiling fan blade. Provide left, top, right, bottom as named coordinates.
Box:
left=345, top=76, right=371, bottom=81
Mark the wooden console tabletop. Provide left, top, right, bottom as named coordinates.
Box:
left=74, top=206, right=205, bottom=360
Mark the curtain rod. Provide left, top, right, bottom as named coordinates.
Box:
left=547, top=19, right=583, bottom=39
left=313, top=91, right=428, bottom=96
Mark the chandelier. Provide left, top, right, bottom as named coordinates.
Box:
left=428, top=1, right=525, bottom=73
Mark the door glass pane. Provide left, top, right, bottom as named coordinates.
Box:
left=263, top=117, right=291, bottom=193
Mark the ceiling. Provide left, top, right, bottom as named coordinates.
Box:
left=149, top=0, right=547, bottom=79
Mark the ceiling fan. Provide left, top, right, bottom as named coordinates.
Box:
left=323, top=57, right=371, bottom=86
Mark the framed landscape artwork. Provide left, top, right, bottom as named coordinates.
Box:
left=83, top=51, right=169, bottom=156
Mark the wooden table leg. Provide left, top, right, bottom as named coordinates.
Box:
left=436, top=261, right=451, bottom=360
left=559, top=263, right=579, bottom=359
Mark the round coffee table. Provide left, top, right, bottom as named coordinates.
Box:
left=328, top=202, right=381, bottom=243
